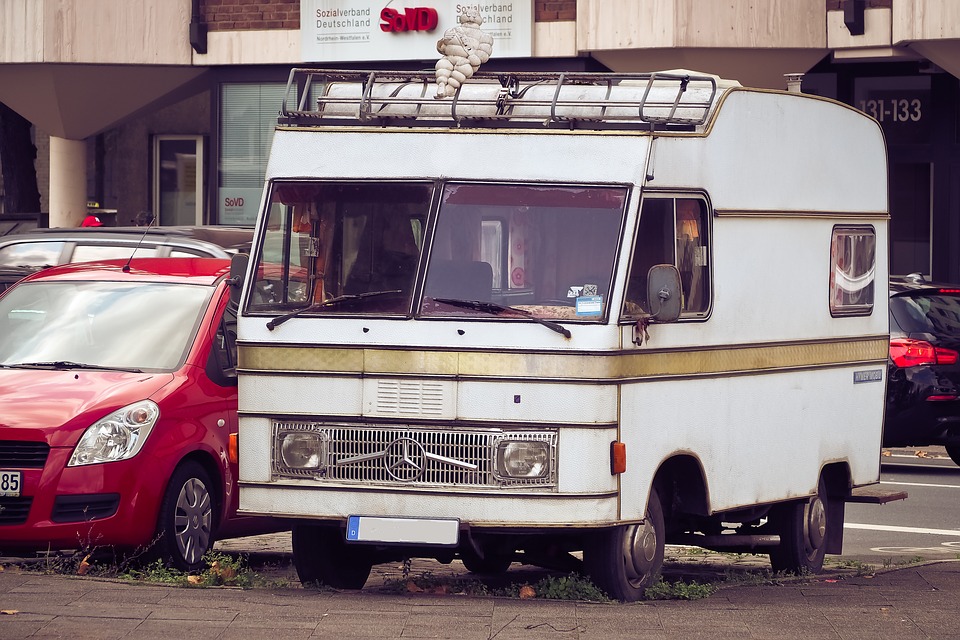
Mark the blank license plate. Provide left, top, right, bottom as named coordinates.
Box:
left=346, top=516, right=459, bottom=546
left=0, top=470, right=21, bottom=497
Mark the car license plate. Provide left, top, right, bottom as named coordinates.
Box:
left=0, top=470, right=21, bottom=497
left=346, top=516, right=459, bottom=546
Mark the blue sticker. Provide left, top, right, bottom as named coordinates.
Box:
left=576, top=295, right=603, bottom=316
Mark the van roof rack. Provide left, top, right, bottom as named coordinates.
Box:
left=278, top=68, right=724, bottom=132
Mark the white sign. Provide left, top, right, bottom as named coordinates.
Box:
left=300, top=1, right=533, bottom=62
left=220, top=188, right=263, bottom=227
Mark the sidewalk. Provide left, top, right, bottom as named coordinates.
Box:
left=2, top=551, right=957, bottom=639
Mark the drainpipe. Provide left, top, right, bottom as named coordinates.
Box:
left=190, top=0, right=208, bottom=54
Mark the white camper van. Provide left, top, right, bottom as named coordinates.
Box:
left=234, top=68, right=899, bottom=601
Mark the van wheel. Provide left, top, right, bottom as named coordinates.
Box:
left=769, top=477, right=828, bottom=574
left=945, top=445, right=960, bottom=467
left=292, top=524, right=372, bottom=589
left=583, top=487, right=665, bottom=602
left=156, top=461, right=215, bottom=572
left=460, top=547, right=514, bottom=575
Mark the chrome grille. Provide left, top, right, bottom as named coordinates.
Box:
left=272, top=422, right=557, bottom=489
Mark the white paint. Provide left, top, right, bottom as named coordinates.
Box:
left=845, top=522, right=960, bottom=537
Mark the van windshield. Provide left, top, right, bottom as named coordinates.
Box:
left=247, top=181, right=627, bottom=322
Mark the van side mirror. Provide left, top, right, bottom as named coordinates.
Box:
left=228, top=253, right=249, bottom=310
left=646, top=264, right=682, bottom=323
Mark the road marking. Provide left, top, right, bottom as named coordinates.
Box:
left=845, top=522, right=960, bottom=536
left=881, top=480, right=960, bottom=490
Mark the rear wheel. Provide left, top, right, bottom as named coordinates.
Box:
left=583, top=487, right=665, bottom=602
left=768, top=477, right=829, bottom=574
left=292, top=524, right=373, bottom=589
left=945, top=445, right=960, bottom=467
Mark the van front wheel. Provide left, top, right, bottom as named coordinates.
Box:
left=292, top=524, right=373, bottom=589
left=583, top=487, right=665, bottom=602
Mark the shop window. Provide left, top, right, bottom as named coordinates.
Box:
left=219, top=83, right=286, bottom=226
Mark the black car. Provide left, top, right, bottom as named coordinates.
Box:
left=0, top=225, right=253, bottom=292
left=886, top=274, right=960, bottom=465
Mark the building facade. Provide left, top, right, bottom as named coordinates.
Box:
left=0, top=0, right=958, bottom=279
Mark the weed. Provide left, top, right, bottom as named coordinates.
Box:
left=644, top=578, right=715, bottom=601
left=531, top=574, right=610, bottom=602
left=117, top=551, right=276, bottom=588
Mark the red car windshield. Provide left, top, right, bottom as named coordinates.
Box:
left=0, top=281, right=213, bottom=371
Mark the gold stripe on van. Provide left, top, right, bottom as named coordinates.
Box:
left=239, top=337, right=888, bottom=381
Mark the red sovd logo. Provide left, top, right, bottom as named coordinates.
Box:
left=379, top=7, right=438, bottom=32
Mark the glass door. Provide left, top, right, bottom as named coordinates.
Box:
left=153, top=135, right=204, bottom=226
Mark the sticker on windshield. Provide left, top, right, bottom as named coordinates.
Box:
left=576, top=295, right=603, bottom=316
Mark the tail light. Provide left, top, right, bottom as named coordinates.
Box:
left=889, top=338, right=959, bottom=368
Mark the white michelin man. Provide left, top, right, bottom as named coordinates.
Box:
left=434, top=9, right=493, bottom=99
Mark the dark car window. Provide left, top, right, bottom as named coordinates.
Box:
left=890, top=292, right=960, bottom=336
left=0, top=241, right=67, bottom=268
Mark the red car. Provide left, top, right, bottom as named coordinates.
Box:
left=0, top=257, right=279, bottom=570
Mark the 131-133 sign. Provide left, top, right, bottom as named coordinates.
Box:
left=852, top=76, right=931, bottom=144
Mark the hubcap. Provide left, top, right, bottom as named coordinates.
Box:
left=174, top=478, right=212, bottom=564
left=804, top=495, right=827, bottom=552
left=623, top=520, right=658, bottom=586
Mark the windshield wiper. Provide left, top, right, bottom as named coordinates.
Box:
left=266, top=289, right=403, bottom=330
left=8, top=361, right=143, bottom=373
left=433, top=298, right=572, bottom=338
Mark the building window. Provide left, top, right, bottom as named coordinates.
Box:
left=219, top=83, right=286, bottom=226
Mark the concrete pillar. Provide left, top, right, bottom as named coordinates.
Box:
left=48, top=136, right=87, bottom=228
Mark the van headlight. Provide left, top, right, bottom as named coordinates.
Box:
left=495, top=440, right=550, bottom=479
left=68, top=400, right=159, bottom=466
left=279, top=431, right=326, bottom=469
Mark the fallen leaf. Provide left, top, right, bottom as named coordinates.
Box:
left=187, top=575, right=203, bottom=585
left=76, top=560, right=91, bottom=576
left=915, top=450, right=928, bottom=458
left=881, top=450, right=892, bottom=457
left=519, top=585, right=536, bottom=599
left=1, top=610, right=18, bottom=615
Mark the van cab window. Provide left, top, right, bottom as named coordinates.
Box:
left=246, top=180, right=627, bottom=322
left=622, top=197, right=710, bottom=318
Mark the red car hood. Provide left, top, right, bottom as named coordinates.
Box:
left=0, top=368, right=175, bottom=447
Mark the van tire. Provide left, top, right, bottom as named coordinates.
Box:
left=460, top=547, right=514, bottom=575
left=769, top=477, right=829, bottom=574
left=292, top=524, right=372, bottom=589
left=583, top=486, right=665, bottom=602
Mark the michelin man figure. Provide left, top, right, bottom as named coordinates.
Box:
left=434, top=9, right=493, bottom=99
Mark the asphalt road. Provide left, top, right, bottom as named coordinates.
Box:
left=842, top=448, right=960, bottom=566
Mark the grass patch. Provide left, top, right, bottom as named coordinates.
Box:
left=644, top=578, right=715, bottom=601
left=119, top=551, right=281, bottom=588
